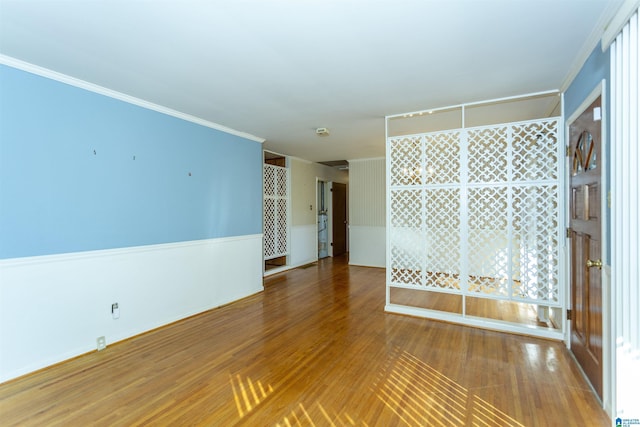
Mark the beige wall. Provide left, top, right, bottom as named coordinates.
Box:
left=290, top=157, right=348, bottom=226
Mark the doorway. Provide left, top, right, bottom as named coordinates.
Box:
left=332, top=182, right=347, bottom=257
left=568, top=92, right=603, bottom=400
left=317, top=180, right=329, bottom=259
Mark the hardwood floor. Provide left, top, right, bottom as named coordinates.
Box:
left=0, top=256, right=608, bottom=426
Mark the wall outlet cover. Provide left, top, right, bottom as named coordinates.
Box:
left=97, top=336, right=107, bottom=351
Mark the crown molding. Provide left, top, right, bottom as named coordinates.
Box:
left=0, top=54, right=265, bottom=144
left=602, top=0, right=640, bottom=48
left=559, top=0, right=626, bottom=92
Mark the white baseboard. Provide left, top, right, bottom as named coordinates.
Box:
left=0, top=235, right=263, bottom=383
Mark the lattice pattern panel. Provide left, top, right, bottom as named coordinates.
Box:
left=512, top=120, right=559, bottom=182
left=512, top=185, right=559, bottom=302
left=424, top=132, right=461, bottom=184
left=264, top=198, right=276, bottom=258
left=389, top=189, right=423, bottom=285
left=277, top=168, right=288, bottom=197
left=264, top=164, right=289, bottom=260
left=467, top=186, right=510, bottom=296
left=264, top=165, right=276, bottom=196
left=388, top=118, right=561, bottom=307
left=389, top=136, right=423, bottom=186
left=424, top=188, right=461, bottom=290
left=468, top=127, right=508, bottom=183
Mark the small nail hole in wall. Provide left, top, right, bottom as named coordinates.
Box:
left=188, top=172, right=192, bottom=176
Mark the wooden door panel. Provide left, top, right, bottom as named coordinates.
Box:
left=588, top=184, right=599, bottom=220
left=571, top=234, right=586, bottom=340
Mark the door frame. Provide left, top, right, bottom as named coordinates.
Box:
left=565, top=80, right=611, bottom=411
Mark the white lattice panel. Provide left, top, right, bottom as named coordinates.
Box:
left=264, top=166, right=276, bottom=196
left=264, top=164, right=290, bottom=261
left=276, top=198, right=288, bottom=253
left=512, top=184, right=559, bottom=302
left=512, top=120, right=559, bottom=182
left=468, top=127, right=508, bottom=183
left=424, top=188, right=461, bottom=289
left=390, top=189, right=423, bottom=285
left=276, top=168, right=288, bottom=197
left=467, top=186, right=509, bottom=296
left=388, top=117, right=561, bottom=307
left=389, top=136, right=422, bottom=186
left=424, top=132, right=461, bottom=184
left=264, top=198, right=276, bottom=258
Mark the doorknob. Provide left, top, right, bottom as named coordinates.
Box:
left=586, top=259, right=602, bottom=269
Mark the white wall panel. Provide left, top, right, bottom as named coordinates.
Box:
left=0, top=235, right=263, bottom=382
left=348, top=158, right=386, bottom=227
left=349, top=158, right=385, bottom=267
left=349, top=226, right=386, bottom=268
left=609, top=9, right=640, bottom=419
left=289, top=224, right=318, bottom=268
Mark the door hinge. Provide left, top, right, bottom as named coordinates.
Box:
left=566, top=146, right=572, bottom=157
left=566, top=227, right=572, bottom=238
left=567, top=309, right=572, bottom=320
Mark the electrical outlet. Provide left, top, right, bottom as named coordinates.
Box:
left=97, top=336, right=106, bottom=351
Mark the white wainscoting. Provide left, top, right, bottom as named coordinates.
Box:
left=349, top=226, right=386, bottom=268
left=290, top=224, right=318, bottom=268
left=0, top=234, right=263, bottom=383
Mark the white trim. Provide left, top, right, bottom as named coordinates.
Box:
left=602, top=0, right=640, bottom=49
left=610, top=13, right=640, bottom=419
left=0, top=54, right=265, bottom=144
left=386, top=90, right=560, bottom=120
left=559, top=0, right=624, bottom=91
left=0, top=234, right=263, bottom=267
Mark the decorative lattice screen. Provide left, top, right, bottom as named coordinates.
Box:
left=264, top=164, right=289, bottom=260
left=388, top=118, right=561, bottom=306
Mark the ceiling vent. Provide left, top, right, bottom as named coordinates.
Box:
left=316, top=127, right=330, bottom=136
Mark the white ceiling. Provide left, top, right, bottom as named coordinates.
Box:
left=0, top=0, right=623, bottom=163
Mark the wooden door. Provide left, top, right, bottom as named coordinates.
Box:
left=569, top=95, right=603, bottom=400
left=331, top=182, right=347, bottom=256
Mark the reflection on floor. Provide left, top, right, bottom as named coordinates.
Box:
left=389, top=272, right=560, bottom=330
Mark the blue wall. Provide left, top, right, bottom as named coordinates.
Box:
left=564, top=45, right=611, bottom=262
left=0, top=65, right=263, bottom=259
left=564, top=46, right=610, bottom=119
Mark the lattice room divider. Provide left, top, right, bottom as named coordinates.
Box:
left=263, top=164, right=289, bottom=261
left=386, top=106, right=564, bottom=338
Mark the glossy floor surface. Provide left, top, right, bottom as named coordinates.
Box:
left=0, top=256, right=609, bottom=426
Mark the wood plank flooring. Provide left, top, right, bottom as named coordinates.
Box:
left=0, top=256, right=609, bottom=426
